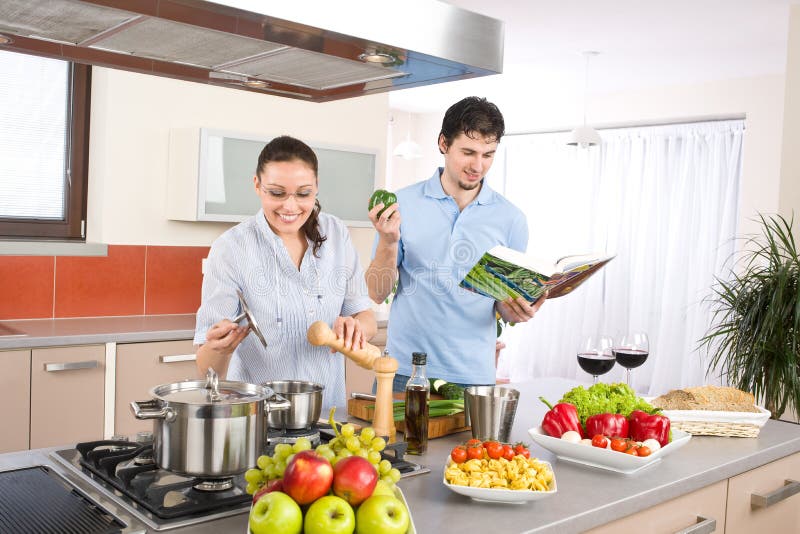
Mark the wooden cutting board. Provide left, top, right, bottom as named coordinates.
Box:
left=347, top=398, right=469, bottom=439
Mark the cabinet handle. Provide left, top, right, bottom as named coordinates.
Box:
left=44, top=360, right=99, bottom=372
left=751, top=479, right=800, bottom=509
left=673, top=516, right=716, bottom=534
left=159, top=354, right=197, bottom=363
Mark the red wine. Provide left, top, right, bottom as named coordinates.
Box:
left=577, top=352, right=616, bottom=376
left=404, top=386, right=429, bottom=454
left=613, top=349, right=648, bottom=369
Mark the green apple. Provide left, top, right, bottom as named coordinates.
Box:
left=355, top=495, right=409, bottom=534
left=303, top=495, right=355, bottom=534
left=249, top=491, right=302, bottom=534
left=371, top=480, right=396, bottom=497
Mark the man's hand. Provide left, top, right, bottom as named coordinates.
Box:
left=496, top=293, right=547, bottom=324
left=332, top=315, right=366, bottom=352
left=368, top=202, right=401, bottom=244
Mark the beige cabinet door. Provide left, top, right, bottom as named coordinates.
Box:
left=586, top=480, right=727, bottom=533
left=0, top=350, right=31, bottom=453
left=725, top=451, right=800, bottom=534
left=115, top=339, right=197, bottom=438
left=30, top=345, right=105, bottom=449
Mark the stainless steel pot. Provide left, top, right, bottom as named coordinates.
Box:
left=131, top=369, right=290, bottom=477
left=262, top=380, right=324, bottom=430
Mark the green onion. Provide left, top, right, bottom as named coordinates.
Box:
left=368, top=399, right=464, bottom=422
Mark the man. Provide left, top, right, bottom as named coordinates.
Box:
left=366, top=97, right=545, bottom=391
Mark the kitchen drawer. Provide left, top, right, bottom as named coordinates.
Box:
left=0, top=349, right=31, bottom=453
left=30, top=345, right=105, bottom=449
left=115, top=339, right=197, bottom=437
left=586, top=480, right=727, bottom=534
left=725, top=451, right=800, bottom=534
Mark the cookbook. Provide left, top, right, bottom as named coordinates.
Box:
left=460, top=245, right=615, bottom=303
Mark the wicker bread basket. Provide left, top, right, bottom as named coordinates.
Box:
left=658, top=405, right=771, bottom=438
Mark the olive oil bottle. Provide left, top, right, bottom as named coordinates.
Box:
left=404, top=352, right=429, bottom=454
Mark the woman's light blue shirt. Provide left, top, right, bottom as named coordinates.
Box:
left=195, top=210, right=372, bottom=412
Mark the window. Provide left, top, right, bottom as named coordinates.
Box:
left=0, top=50, right=90, bottom=240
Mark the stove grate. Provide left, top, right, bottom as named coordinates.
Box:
left=0, top=465, right=125, bottom=534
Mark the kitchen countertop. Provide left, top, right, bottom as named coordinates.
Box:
left=2, top=377, right=798, bottom=533
left=0, top=315, right=197, bottom=349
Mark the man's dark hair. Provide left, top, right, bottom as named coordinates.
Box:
left=438, top=96, right=505, bottom=152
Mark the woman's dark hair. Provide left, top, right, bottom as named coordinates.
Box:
left=256, top=135, right=327, bottom=256
left=438, top=96, right=505, bottom=153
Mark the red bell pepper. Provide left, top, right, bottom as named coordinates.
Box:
left=585, top=413, right=629, bottom=439
left=539, top=397, right=583, bottom=438
left=628, top=410, right=671, bottom=447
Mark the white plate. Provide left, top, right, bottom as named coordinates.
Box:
left=247, top=486, right=416, bottom=533
left=527, top=427, right=691, bottom=474
left=442, top=460, right=558, bottom=503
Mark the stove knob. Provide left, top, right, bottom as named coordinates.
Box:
left=135, top=431, right=154, bottom=444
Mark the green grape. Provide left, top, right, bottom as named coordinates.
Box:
left=245, top=482, right=259, bottom=494
left=370, top=437, right=386, bottom=452
left=388, top=468, right=402, bottom=483
left=263, top=465, right=278, bottom=480
left=338, top=449, right=353, bottom=459
left=341, top=423, right=356, bottom=438
left=315, top=444, right=332, bottom=456
left=380, top=475, right=394, bottom=484
left=292, top=437, right=312, bottom=453
left=318, top=448, right=336, bottom=463
left=367, top=450, right=382, bottom=465
left=274, top=460, right=287, bottom=477
left=274, top=443, right=293, bottom=459
left=285, top=453, right=296, bottom=466
left=256, top=455, right=273, bottom=470
left=244, top=468, right=264, bottom=485
left=355, top=449, right=369, bottom=459
left=378, top=459, right=392, bottom=475
left=359, top=427, right=376, bottom=444
left=345, top=436, right=360, bottom=452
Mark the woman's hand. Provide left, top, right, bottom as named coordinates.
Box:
left=496, top=293, right=547, bottom=324
left=332, top=315, right=366, bottom=352
left=203, top=319, right=250, bottom=358
left=368, top=202, right=401, bottom=245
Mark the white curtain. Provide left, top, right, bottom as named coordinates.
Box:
left=491, top=120, right=743, bottom=395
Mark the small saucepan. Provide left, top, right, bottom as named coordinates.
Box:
left=263, top=380, right=324, bottom=430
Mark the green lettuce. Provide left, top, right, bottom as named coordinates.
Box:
left=558, top=382, right=657, bottom=425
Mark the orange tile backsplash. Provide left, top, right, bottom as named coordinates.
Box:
left=0, top=256, right=55, bottom=320
left=0, top=245, right=206, bottom=320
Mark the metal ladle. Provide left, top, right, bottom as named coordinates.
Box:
left=233, top=290, right=267, bottom=348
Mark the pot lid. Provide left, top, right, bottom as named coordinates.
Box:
left=151, top=368, right=270, bottom=405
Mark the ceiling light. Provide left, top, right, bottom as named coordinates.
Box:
left=567, top=51, right=601, bottom=148
left=359, top=51, right=396, bottom=64
left=243, top=79, right=269, bottom=89
left=0, top=35, right=13, bottom=45
left=392, top=113, right=423, bottom=160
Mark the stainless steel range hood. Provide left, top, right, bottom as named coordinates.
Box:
left=0, top=0, right=504, bottom=102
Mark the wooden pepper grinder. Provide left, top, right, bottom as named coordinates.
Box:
left=372, top=350, right=398, bottom=443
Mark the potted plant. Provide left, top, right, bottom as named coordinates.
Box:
left=701, top=213, right=800, bottom=419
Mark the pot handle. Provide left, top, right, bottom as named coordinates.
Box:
left=131, top=399, right=176, bottom=421
left=265, top=393, right=291, bottom=412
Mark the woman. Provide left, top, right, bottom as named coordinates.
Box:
left=194, top=135, right=376, bottom=412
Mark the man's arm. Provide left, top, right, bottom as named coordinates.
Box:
left=365, top=202, right=401, bottom=304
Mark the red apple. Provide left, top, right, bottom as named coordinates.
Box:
left=252, top=478, right=284, bottom=504
left=282, top=450, right=333, bottom=505
left=332, top=455, right=378, bottom=506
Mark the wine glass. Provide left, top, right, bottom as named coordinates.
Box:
left=577, top=334, right=615, bottom=384
left=613, top=332, right=649, bottom=388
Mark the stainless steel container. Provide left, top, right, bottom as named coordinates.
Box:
left=131, top=370, right=290, bottom=477
left=262, top=380, right=324, bottom=430
left=464, top=385, right=520, bottom=442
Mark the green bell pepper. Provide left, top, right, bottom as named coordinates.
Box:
left=368, top=189, right=397, bottom=217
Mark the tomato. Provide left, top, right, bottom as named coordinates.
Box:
left=450, top=445, right=467, bottom=463
left=485, top=441, right=504, bottom=460
left=591, top=434, right=609, bottom=448
left=501, top=444, right=515, bottom=461
left=624, top=446, right=639, bottom=456
left=637, top=445, right=652, bottom=457
left=465, top=438, right=482, bottom=448
left=610, top=438, right=628, bottom=452
left=466, top=444, right=484, bottom=460
left=513, top=443, right=530, bottom=459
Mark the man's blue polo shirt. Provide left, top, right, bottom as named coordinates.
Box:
left=380, top=169, right=528, bottom=384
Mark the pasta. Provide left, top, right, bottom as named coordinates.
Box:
left=444, top=455, right=554, bottom=491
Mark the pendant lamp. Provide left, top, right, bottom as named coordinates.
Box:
left=567, top=51, right=601, bottom=148
left=393, top=112, right=423, bottom=160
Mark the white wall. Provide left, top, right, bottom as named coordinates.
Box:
left=87, top=68, right=388, bottom=266
left=391, top=73, right=787, bottom=238
left=779, top=5, right=800, bottom=226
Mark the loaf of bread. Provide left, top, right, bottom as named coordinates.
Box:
left=652, top=386, right=759, bottom=412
